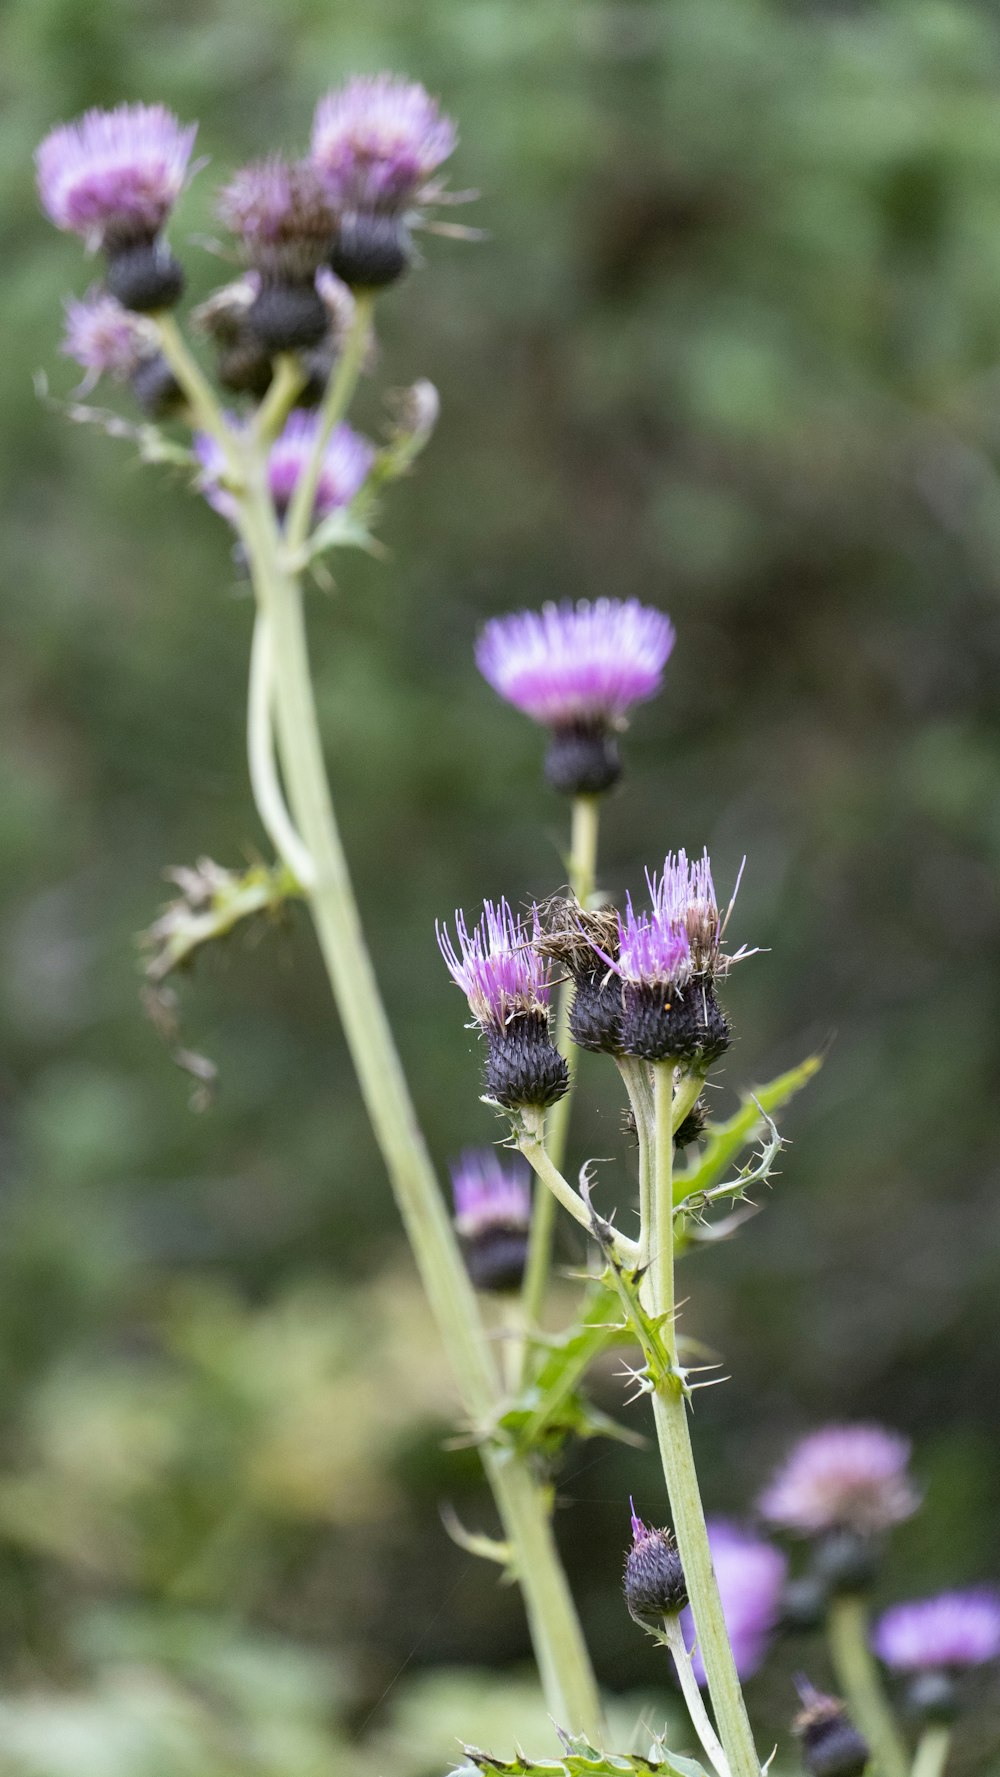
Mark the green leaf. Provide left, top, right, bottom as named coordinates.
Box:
left=461, top=1742, right=710, bottom=1777
left=673, top=1052, right=822, bottom=1206
left=495, top=1284, right=639, bottom=1457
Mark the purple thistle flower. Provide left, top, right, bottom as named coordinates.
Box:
left=61, top=288, right=151, bottom=386
left=451, top=1149, right=532, bottom=1293
left=194, top=411, right=373, bottom=527
left=476, top=599, right=675, bottom=730
left=680, top=1520, right=787, bottom=1684
left=266, top=412, right=374, bottom=519
left=650, top=848, right=726, bottom=974
left=758, top=1425, right=919, bottom=1537
left=437, top=898, right=551, bottom=1032
left=437, top=900, right=568, bottom=1109
left=623, top=1500, right=688, bottom=1625
left=311, top=75, right=456, bottom=216
left=874, top=1592, right=1000, bottom=1672
left=451, top=1148, right=532, bottom=1233
left=36, top=104, right=197, bottom=250
left=614, top=894, right=692, bottom=989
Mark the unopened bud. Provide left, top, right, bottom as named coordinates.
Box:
left=624, top=1502, right=688, bottom=1627
left=794, top=1684, right=869, bottom=1777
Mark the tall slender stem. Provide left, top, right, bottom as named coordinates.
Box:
left=519, top=794, right=600, bottom=1348
left=911, top=1726, right=950, bottom=1777
left=659, top=1614, right=731, bottom=1777
left=239, top=474, right=604, bottom=1743
left=247, top=611, right=316, bottom=888
left=828, top=1595, right=909, bottom=1777
left=284, top=292, right=373, bottom=553
left=644, top=1061, right=761, bottom=1777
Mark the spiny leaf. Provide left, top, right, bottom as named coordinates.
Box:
left=461, top=1745, right=710, bottom=1777
left=673, top=1052, right=822, bottom=1205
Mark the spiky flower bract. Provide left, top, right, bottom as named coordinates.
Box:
left=874, top=1592, right=1000, bottom=1672
left=450, top=1149, right=532, bottom=1292
left=476, top=599, right=676, bottom=797
left=311, top=75, right=456, bottom=215
left=587, top=880, right=730, bottom=1064
left=36, top=104, right=196, bottom=250
left=758, top=1424, right=919, bottom=1537
left=61, top=289, right=151, bottom=385
left=623, top=1501, right=688, bottom=1626
left=195, top=411, right=373, bottom=528
left=437, top=900, right=568, bottom=1109
left=680, top=1520, right=787, bottom=1684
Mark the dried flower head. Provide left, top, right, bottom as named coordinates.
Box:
left=476, top=598, right=674, bottom=795
left=623, top=1502, right=688, bottom=1626
left=758, top=1425, right=919, bottom=1537
left=874, top=1592, right=1000, bottom=1673
left=36, top=103, right=196, bottom=250
left=311, top=75, right=456, bottom=215
left=437, top=900, right=568, bottom=1108
left=217, top=157, right=335, bottom=280
left=681, top=1521, right=787, bottom=1684
left=61, top=288, right=152, bottom=386
left=450, top=1148, right=532, bottom=1292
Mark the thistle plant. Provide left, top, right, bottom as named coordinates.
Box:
left=36, top=79, right=999, bottom=1777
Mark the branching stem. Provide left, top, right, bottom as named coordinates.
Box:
left=284, top=292, right=373, bottom=553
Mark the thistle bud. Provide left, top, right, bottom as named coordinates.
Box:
left=623, top=1502, right=688, bottom=1627
left=217, top=159, right=335, bottom=353
left=534, top=901, right=624, bottom=1056
left=438, top=900, right=569, bottom=1111
left=793, top=1685, right=869, bottom=1777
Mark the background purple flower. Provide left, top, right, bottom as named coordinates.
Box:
left=758, top=1424, right=919, bottom=1536
left=437, top=899, right=551, bottom=1030
left=36, top=104, right=196, bottom=246
left=874, top=1591, right=1000, bottom=1671
left=681, top=1521, right=787, bottom=1684
left=311, top=75, right=456, bottom=214
left=194, top=413, right=373, bottom=527
left=450, top=1149, right=531, bottom=1236
left=475, top=599, right=675, bottom=731
left=61, top=289, right=151, bottom=386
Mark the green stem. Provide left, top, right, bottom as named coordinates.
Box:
left=239, top=475, right=604, bottom=1744
left=154, top=314, right=241, bottom=466
left=519, top=793, right=601, bottom=1344
left=246, top=611, right=315, bottom=888
left=659, top=1613, right=731, bottom=1777
left=828, top=1595, right=909, bottom=1777
left=519, top=1126, right=638, bottom=1265
left=646, top=1062, right=761, bottom=1777
left=284, top=292, right=373, bottom=554
left=255, top=352, right=307, bottom=443
left=911, top=1726, right=950, bottom=1777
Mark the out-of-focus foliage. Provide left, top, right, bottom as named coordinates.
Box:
left=4, top=0, right=1000, bottom=1768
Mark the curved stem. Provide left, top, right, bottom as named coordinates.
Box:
left=153, top=314, right=240, bottom=466
left=519, top=793, right=601, bottom=1344
left=659, top=1614, right=731, bottom=1777
left=247, top=612, right=316, bottom=887
left=828, top=1596, right=909, bottom=1777
left=237, top=472, right=604, bottom=1743
left=518, top=1128, right=639, bottom=1265
left=911, top=1726, right=950, bottom=1777
left=284, top=292, right=373, bottom=554
left=645, top=1062, right=761, bottom=1777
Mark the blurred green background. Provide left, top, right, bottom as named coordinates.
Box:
left=3, top=0, right=1000, bottom=1769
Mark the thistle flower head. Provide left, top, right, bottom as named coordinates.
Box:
left=476, top=599, right=675, bottom=732
left=874, top=1592, right=1000, bottom=1672
left=793, top=1685, right=870, bottom=1777
left=451, top=1148, right=532, bottom=1293
left=217, top=157, right=335, bottom=279
left=194, top=411, right=373, bottom=527
left=61, top=288, right=151, bottom=385
left=623, top=1501, right=688, bottom=1625
left=650, top=849, right=725, bottom=974
left=36, top=103, right=197, bottom=249
left=311, top=74, right=456, bottom=214
left=437, top=899, right=551, bottom=1032
left=681, top=1521, right=787, bottom=1684
left=451, top=1149, right=531, bottom=1235
left=758, top=1425, right=919, bottom=1537
left=266, top=411, right=374, bottom=518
